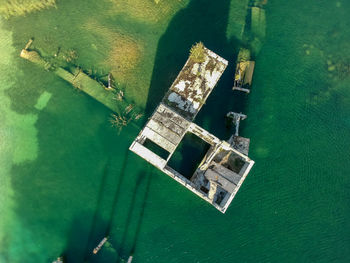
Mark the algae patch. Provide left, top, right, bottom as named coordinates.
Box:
left=106, top=35, right=142, bottom=82
left=0, top=0, right=56, bottom=19
left=108, top=0, right=189, bottom=23
left=82, top=20, right=143, bottom=83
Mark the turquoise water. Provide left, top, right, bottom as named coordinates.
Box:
left=1, top=0, right=350, bottom=262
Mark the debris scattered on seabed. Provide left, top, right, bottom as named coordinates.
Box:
left=110, top=113, right=129, bottom=128
left=124, top=104, right=134, bottom=114
left=114, top=90, right=124, bottom=101
left=93, top=237, right=108, bottom=254
left=133, top=113, right=143, bottom=120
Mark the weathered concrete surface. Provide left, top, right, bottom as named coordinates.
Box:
left=228, top=136, right=250, bottom=155
left=163, top=48, right=228, bottom=120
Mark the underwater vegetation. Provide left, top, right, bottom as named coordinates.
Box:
left=189, top=42, right=205, bottom=63
left=301, top=29, right=350, bottom=108
left=107, top=0, right=187, bottom=23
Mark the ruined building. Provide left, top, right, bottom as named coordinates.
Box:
left=129, top=45, right=254, bottom=213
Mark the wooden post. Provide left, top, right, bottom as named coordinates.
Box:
left=24, top=38, right=34, bottom=50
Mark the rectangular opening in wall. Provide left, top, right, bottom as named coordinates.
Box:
left=143, top=138, right=170, bottom=160
left=167, top=132, right=210, bottom=179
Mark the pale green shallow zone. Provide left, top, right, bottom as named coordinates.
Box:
left=35, top=91, right=52, bottom=110
left=0, top=0, right=349, bottom=262
left=0, top=19, right=40, bottom=262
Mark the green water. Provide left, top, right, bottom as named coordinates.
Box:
left=1, top=0, right=350, bottom=262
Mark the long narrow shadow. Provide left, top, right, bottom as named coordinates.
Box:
left=106, top=150, right=131, bottom=235
left=115, top=166, right=153, bottom=263
left=128, top=167, right=153, bottom=256
left=82, top=156, right=112, bottom=262
left=114, top=168, right=150, bottom=262
left=81, top=149, right=130, bottom=262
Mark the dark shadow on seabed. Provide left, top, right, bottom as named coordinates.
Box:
left=64, top=212, right=108, bottom=263
left=145, top=0, right=249, bottom=139
left=114, top=168, right=152, bottom=263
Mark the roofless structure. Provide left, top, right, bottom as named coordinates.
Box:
left=129, top=44, right=254, bottom=213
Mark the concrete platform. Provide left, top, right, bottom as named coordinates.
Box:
left=130, top=45, right=254, bottom=213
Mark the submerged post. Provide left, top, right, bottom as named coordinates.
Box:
left=226, top=112, right=247, bottom=136
left=93, top=237, right=108, bottom=254
left=24, top=38, right=34, bottom=50
left=127, top=255, right=134, bottom=263
left=52, top=257, right=64, bottom=263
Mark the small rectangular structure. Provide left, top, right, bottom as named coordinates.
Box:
left=232, top=61, right=255, bottom=92
left=232, top=48, right=256, bottom=93
left=130, top=45, right=254, bottom=213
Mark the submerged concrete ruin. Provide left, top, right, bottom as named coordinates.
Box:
left=20, top=39, right=142, bottom=129
left=130, top=45, right=254, bottom=213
